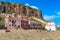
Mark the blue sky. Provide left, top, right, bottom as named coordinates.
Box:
left=0, top=0, right=60, bottom=25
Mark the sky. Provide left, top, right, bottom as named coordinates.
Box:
left=0, top=0, right=60, bottom=25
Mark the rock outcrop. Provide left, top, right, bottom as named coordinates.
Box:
left=0, top=2, right=43, bottom=19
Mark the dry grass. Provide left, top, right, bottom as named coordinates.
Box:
left=0, top=29, right=60, bottom=40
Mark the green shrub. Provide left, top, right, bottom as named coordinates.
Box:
left=0, top=17, right=4, bottom=24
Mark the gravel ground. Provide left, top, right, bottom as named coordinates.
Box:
left=0, top=29, right=60, bottom=40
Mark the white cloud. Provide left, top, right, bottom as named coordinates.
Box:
left=31, top=6, right=38, bottom=9
left=25, top=3, right=30, bottom=6
left=43, top=12, right=60, bottom=21
left=43, top=15, right=60, bottom=21
left=57, top=12, right=60, bottom=15
left=25, top=3, right=38, bottom=9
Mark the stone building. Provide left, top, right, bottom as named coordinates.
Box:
left=0, top=2, right=46, bottom=29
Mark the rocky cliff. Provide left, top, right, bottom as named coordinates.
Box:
left=0, top=2, right=44, bottom=20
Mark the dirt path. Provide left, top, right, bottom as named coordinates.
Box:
left=0, top=29, right=60, bottom=40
